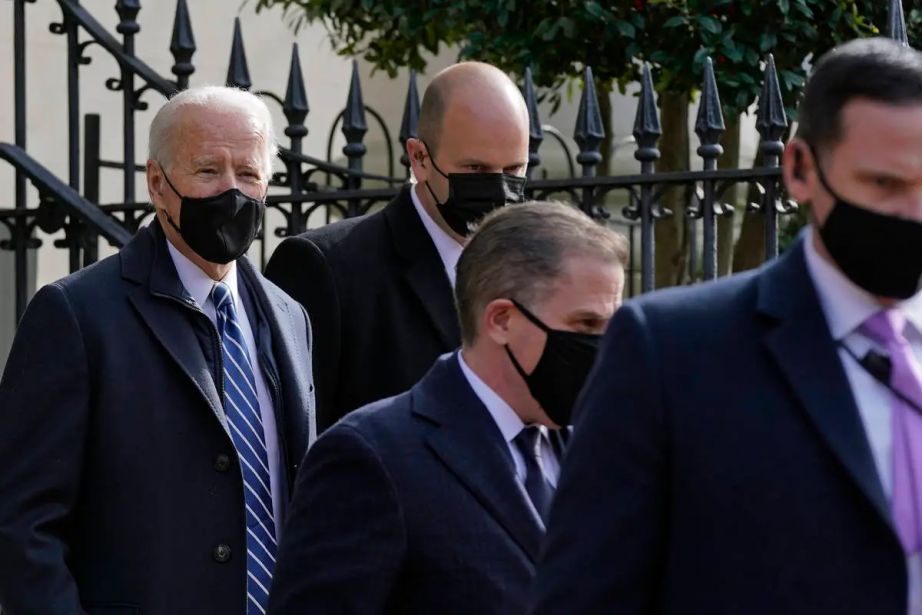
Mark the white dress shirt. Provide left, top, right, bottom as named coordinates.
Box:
left=410, top=184, right=464, bottom=288
left=457, top=351, right=561, bottom=488
left=804, top=228, right=922, bottom=614
left=166, top=241, right=284, bottom=540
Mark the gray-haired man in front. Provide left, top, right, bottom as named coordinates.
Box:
left=0, top=86, right=315, bottom=615
left=269, top=201, right=627, bottom=614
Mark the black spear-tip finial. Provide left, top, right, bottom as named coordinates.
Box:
left=342, top=60, right=368, bottom=159
left=755, top=54, right=788, bottom=159
left=523, top=67, right=545, bottom=173
left=889, top=0, right=909, bottom=46
left=283, top=43, right=309, bottom=139
left=115, top=0, right=141, bottom=36
left=399, top=70, right=421, bottom=168
left=226, top=18, right=252, bottom=90
left=574, top=66, right=605, bottom=169
left=695, top=57, right=725, bottom=160
left=633, top=63, right=662, bottom=165
left=170, top=0, right=196, bottom=89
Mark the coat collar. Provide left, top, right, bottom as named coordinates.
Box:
left=119, top=221, right=227, bottom=432
left=383, top=186, right=461, bottom=349
left=757, top=238, right=893, bottom=530
left=119, top=220, right=314, bottom=481
left=412, top=353, right=545, bottom=562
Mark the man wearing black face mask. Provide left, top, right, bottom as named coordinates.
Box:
left=0, top=87, right=316, bottom=615
left=533, top=38, right=922, bottom=615
left=268, top=202, right=626, bottom=614
left=265, top=61, right=530, bottom=432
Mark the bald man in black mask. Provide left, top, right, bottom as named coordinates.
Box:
left=265, top=61, right=530, bottom=431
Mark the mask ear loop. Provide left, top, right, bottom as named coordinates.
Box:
left=419, top=139, right=450, bottom=179
left=419, top=139, right=452, bottom=208
left=503, top=298, right=551, bottom=383
left=510, top=298, right=551, bottom=333
left=807, top=145, right=848, bottom=203
left=156, top=163, right=185, bottom=234
left=157, top=163, right=185, bottom=199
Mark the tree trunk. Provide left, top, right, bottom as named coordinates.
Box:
left=654, top=91, right=691, bottom=288
left=717, top=115, right=741, bottom=276
left=732, top=147, right=766, bottom=272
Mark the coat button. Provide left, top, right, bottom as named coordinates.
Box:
left=214, top=454, right=231, bottom=472
left=213, top=544, right=232, bottom=563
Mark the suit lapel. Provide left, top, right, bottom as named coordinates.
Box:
left=239, top=258, right=317, bottom=472
left=414, top=354, right=544, bottom=562
left=758, top=240, right=891, bottom=528
left=384, top=186, right=461, bottom=349
left=121, top=222, right=228, bottom=433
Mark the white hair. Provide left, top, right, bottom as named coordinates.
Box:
left=148, top=85, right=279, bottom=177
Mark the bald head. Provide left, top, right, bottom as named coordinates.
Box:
left=418, top=62, right=528, bottom=156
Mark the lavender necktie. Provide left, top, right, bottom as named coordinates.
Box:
left=862, top=309, right=922, bottom=554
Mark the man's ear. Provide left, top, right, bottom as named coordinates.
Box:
left=481, top=298, right=515, bottom=346
left=406, top=138, right=429, bottom=180
left=146, top=160, right=165, bottom=207
left=781, top=138, right=815, bottom=204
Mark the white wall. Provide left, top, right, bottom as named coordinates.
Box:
left=0, top=0, right=408, bottom=367
left=0, top=0, right=761, bottom=368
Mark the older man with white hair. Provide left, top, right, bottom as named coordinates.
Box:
left=0, top=86, right=316, bottom=615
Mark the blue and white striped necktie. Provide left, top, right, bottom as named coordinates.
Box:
left=212, top=282, right=276, bottom=615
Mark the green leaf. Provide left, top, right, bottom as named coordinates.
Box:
left=780, top=69, right=805, bottom=90
left=721, top=44, right=744, bottom=63
left=697, top=15, right=721, bottom=34
left=759, top=32, right=777, bottom=52
left=692, top=46, right=710, bottom=69
left=585, top=1, right=605, bottom=18
left=614, top=20, right=636, bottom=38
left=663, top=15, right=687, bottom=28
left=560, top=16, right=576, bottom=38
left=779, top=0, right=790, bottom=15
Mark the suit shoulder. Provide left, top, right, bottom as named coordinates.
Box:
left=299, top=208, right=387, bottom=254
left=47, top=252, right=125, bottom=305
left=332, top=392, right=416, bottom=447
left=254, top=270, right=307, bottom=317
left=631, top=266, right=761, bottom=321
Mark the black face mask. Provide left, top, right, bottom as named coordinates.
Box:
left=421, top=141, right=526, bottom=237
left=160, top=167, right=265, bottom=265
left=504, top=299, right=601, bottom=427
left=813, top=150, right=922, bottom=299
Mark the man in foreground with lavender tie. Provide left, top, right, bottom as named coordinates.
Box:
left=533, top=38, right=922, bottom=615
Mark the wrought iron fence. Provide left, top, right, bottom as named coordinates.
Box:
left=0, top=0, right=911, bottom=330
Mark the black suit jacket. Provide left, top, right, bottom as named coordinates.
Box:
left=265, top=185, right=460, bottom=430
left=531, top=237, right=906, bottom=614
left=0, top=221, right=316, bottom=615
left=269, top=353, right=546, bottom=614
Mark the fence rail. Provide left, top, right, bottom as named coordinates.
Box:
left=0, top=0, right=911, bottom=328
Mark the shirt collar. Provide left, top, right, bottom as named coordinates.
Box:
left=803, top=226, right=922, bottom=339
left=410, top=183, right=464, bottom=287
left=457, top=350, right=524, bottom=444
left=165, top=238, right=240, bottom=310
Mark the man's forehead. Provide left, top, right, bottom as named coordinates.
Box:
left=831, top=99, right=922, bottom=172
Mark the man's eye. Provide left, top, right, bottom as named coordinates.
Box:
left=466, top=165, right=484, bottom=172
left=580, top=319, right=606, bottom=332
left=874, top=177, right=899, bottom=190
left=197, top=168, right=217, bottom=175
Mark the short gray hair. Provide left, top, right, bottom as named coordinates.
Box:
left=455, top=201, right=629, bottom=346
left=148, top=85, right=278, bottom=176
